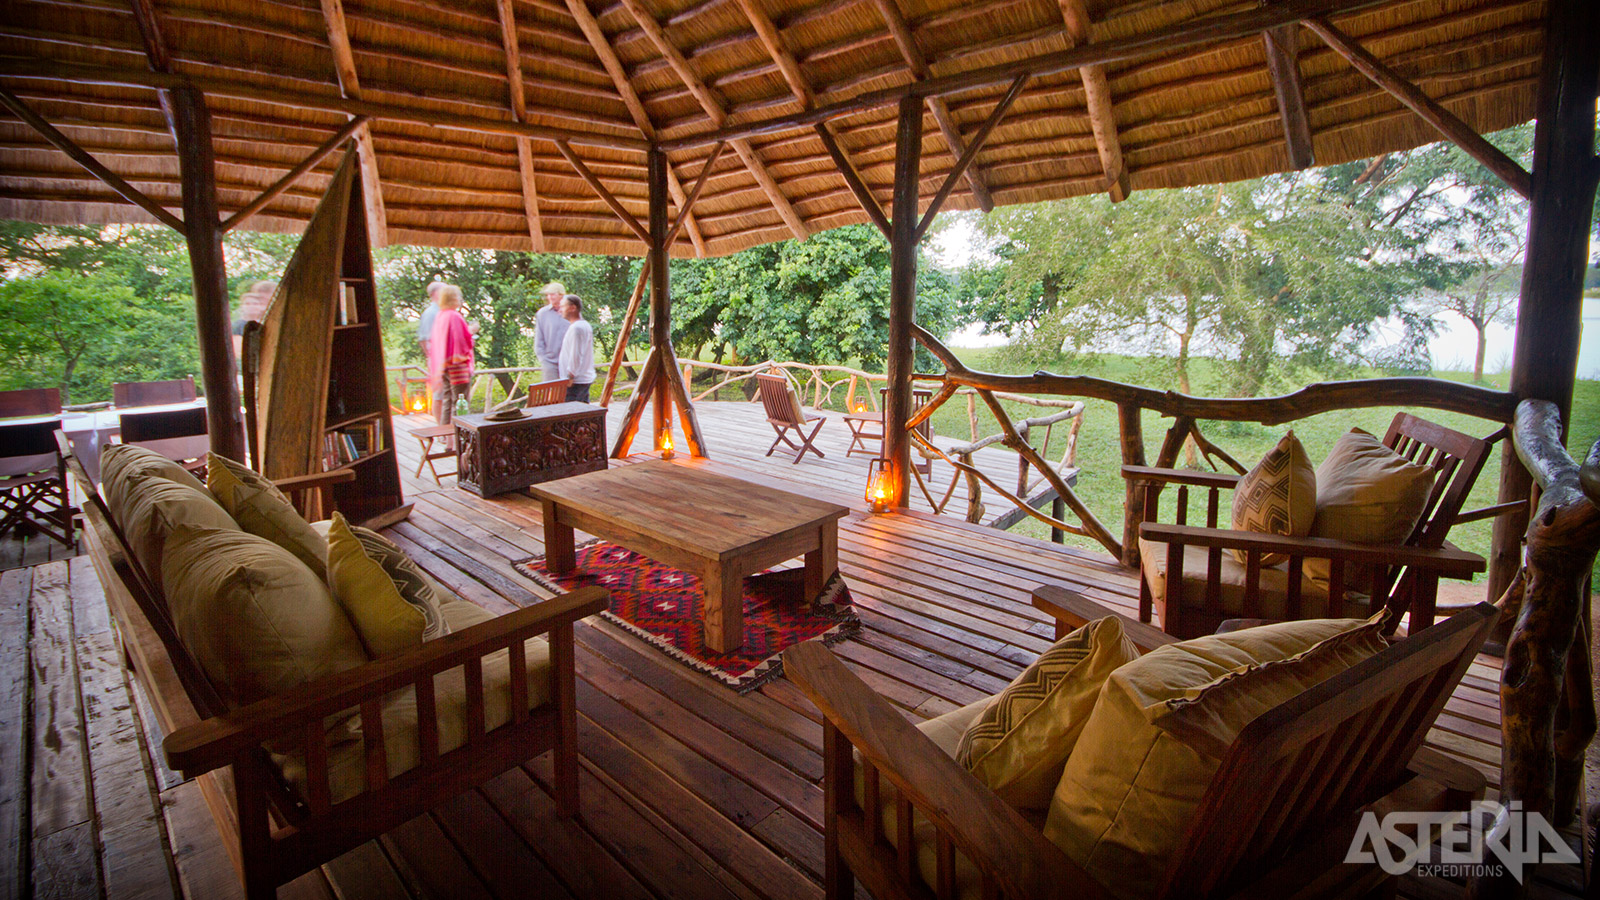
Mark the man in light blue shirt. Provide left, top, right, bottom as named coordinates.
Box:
left=557, top=294, right=596, bottom=403
left=417, top=281, right=444, bottom=363
left=534, top=281, right=569, bottom=383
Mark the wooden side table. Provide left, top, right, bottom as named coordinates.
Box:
left=454, top=403, right=607, bottom=497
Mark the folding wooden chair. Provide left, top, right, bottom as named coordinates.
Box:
left=410, top=424, right=457, bottom=484
left=755, top=372, right=826, bottom=464
left=524, top=379, right=571, bottom=407
left=843, top=387, right=935, bottom=476
left=113, top=377, right=197, bottom=408
left=0, top=419, right=74, bottom=546
left=0, top=387, right=60, bottom=418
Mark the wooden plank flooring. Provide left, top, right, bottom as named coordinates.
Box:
left=0, top=398, right=1585, bottom=899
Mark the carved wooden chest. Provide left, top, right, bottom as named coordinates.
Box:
left=453, top=403, right=607, bottom=497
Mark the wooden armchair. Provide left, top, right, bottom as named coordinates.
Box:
left=1126, top=412, right=1502, bottom=639
left=784, top=586, right=1496, bottom=900
left=756, top=372, right=827, bottom=463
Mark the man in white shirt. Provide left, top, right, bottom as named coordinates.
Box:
left=556, top=294, right=596, bottom=403
left=534, top=281, right=569, bottom=383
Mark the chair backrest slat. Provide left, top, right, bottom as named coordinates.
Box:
left=524, top=379, right=570, bottom=407
left=114, top=377, right=196, bottom=409
left=755, top=373, right=800, bottom=425
left=0, top=388, right=60, bottom=418
left=120, top=407, right=208, bottom=443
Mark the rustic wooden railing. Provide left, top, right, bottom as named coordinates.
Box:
left=1485, top=400, right=1598, bottom=883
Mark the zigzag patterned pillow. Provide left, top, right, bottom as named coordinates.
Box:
left=955, top=616, right=1140, bottom=811
left=1230, top=430, right=1316, bottom=566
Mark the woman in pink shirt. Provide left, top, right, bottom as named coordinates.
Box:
left=428, top=284, right=475, bottom=424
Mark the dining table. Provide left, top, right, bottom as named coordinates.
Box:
left=0, top=398, right=209, bottom=483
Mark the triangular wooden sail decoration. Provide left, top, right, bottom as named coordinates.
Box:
left=253, top=150, right=409, bottom=526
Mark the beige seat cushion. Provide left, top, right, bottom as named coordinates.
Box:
left=101, top=444, right=239, bottom=589
left=1042, top=617, right=1388, bottom=900
left=277, top=596, right=552, bottom=806
left=1138, top=536, right=1373, bottom=621
left=956, top=617, right=1139, bottom=810
left=1306, top=429, right=1435, bottom=588
left=206, top=452, right=328, bottom=577
left=161, top=525, right=369, bottom=707
left=325, top=513, right=450, bottom=658
left=1230, top=430, right=1316, bottom=565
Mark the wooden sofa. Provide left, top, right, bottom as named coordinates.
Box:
left=783, top=584, right=1496, bottom=900
left=64, top=440, right=607, bottom=899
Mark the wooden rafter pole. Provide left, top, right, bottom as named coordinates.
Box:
left=494, top=0, right=546, bottom=252
left=0, top=88, right=186, bottom=234
left=666, top=141, right=725, bottom=247
left=733, top=0, right=891, bottom=235
left=1262, top=24, right=1314, bottom=170
left=884, top=94, right=921, bottom=508
left=220, top=115, right=368, bottom=232
left=869, top=0, right=994, bottom=212
left=320, top=0, right=389, bottom=245
left=169, top=86, right=245, bottom=461
left=1486, top=0, right=1599, bottom=608
left=1057, top=0, right=1131, bottom=201
left=554, top=139, right=650, bottom=243
left=618, top=0, right=808, bottom=241
left=1305, top=17, right=1532, bottom=198
left=916, top=73, right=1027, bottom=240
left=564, top=0, right=707, bottom=257
left=127, top=0, right=179, bottom=132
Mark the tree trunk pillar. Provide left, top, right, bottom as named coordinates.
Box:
left=1488, top=0, right=1599, bottom=605
left=648, top=146, right=671, bottom=450
left=884, top=95, right=922, bottom=508
left=169, top=86, right=245, bottom=461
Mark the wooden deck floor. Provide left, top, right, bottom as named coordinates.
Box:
left=0, top=398, right=1585, bottom=899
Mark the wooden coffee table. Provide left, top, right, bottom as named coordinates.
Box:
left=526, top=460, right=850, bottom=652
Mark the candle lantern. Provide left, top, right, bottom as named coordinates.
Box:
left=866, top=458, right=891, bottom=513
left=659, top=432, right=675, bottom=460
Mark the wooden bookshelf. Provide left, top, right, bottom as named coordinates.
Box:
left=254, top=151, right=409, bottom=526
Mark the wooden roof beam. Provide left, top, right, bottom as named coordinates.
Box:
left=494, top=0, right=545, bottom=252
left=732, top=0, right=889, bottom=237
left=319, top=0, right=389, bottom=245
left=0, top=87, right=186, bottom=233
left=617, top=0, right=807, bottom=241
left=1262, top=24, right=1315, bottom=170
left=869, top=0, right=995, bottom=212
left=221, top=115, right=368, bottom=232
left=917, top=73, right=1028, bottom=240
left=1305, top=17, right=1530, bottom=198
left=553, top=138, right=650, bottom=244
left=564, top=0, right=708, bottom=256
left=1058, top=0, right=1129, bottom=202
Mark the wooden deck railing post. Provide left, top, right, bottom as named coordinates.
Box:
left=884, top=95, right=922, bottom=508
left=1488, top=0, right=1599, bottom=607
left=1118, top=403, right=1145, bottom=567
left=170, top=85, right=246, bottom=461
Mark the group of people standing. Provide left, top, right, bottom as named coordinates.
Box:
left=416, top=280, right=595, bottom=425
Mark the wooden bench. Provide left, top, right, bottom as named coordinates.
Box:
left=63, top=440, right=606, bottom=899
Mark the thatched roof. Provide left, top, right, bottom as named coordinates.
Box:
left=0, top=0, right=1544, bottom=258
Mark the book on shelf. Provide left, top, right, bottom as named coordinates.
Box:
left=338, top=283, right=359, bottom=326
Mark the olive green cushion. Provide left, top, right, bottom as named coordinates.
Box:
left=160, top=525, right=368, bottom=707
left=956, top=617, right=1140, bottom=810
left=101, top=444, right=238, bottom=589
left=206, top=452, right=328, bottom=577
left=1230, top=430, right=1317, bottom=566
left=276, top=597, right=551, bottom=805
left=1306, top=429, right=1435, bottom=588
left=1042, top=617, right=1388, bottom=900
left=325, top=512, right=449, bottom=658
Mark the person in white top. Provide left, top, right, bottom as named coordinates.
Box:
left=556, top=294, right=596, bottom=403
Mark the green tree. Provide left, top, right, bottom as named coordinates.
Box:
left=0, top=271, right=136, bottom=404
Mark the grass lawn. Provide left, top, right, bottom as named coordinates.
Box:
left=923, top=350, right=1600, bottom=590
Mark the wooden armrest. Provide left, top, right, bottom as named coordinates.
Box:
left=781, top=641, right=1110, bottom=900
left=1140, top=523, right=1486, bottom=579
left=163, top=586, right=608, bottom=775
left=271, top=469, right=358, bottom=493
left=1122, top=465, right=1241, bottom=490
left=1031, top=584, right=1175, bottom=653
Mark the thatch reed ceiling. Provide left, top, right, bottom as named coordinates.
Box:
left=0, top=0, right=1544, bottom=258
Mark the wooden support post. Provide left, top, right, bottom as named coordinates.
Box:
left=1488, top=0, right=1599, bottom=605
left=168, top=86, right=245, bottom=461
left=648, top=147, right=673, bottom=451
left=599, top=260, right=650, bottom=407
left=884, top=95, right=921, bottom=508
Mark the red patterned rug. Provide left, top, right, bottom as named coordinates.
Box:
left=513, top=541, right=857, bottom=692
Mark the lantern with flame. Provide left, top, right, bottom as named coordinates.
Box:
left=866, top=458, right=891, bottom=513
left=659, top=432, right=675, bottom=460
left=409, top=394, right=429, bottom=413
left=853, top=397, right=868, bottom=414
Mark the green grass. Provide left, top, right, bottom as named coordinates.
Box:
left=919, top=350, right=1600, bottom=587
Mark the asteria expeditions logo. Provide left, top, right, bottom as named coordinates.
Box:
left=1345, top=800, right=1578, bottom=883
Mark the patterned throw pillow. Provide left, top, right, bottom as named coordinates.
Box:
left=954, top=616, right=1140, bottom=811
left=1229, top=430, right=1316, bottom=566
left=325, top=512, right=450, bottom=658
